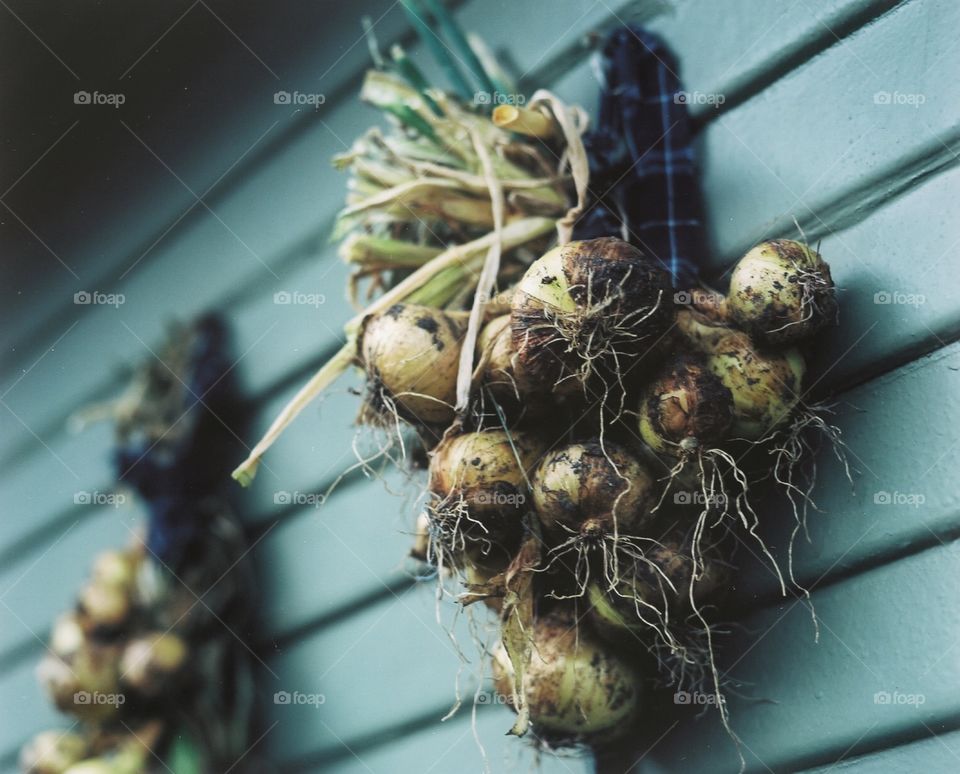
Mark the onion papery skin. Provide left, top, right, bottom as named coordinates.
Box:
left=674, top=307, right=737, bottom=353
left=728, top=239, right=837, bottom=345
left=706, top=333, right=806, bottom=440
left=492, top=612, right=640, bottom=741
left=429, top=430, right=544, bottom=558
left=531, top=441, right=655, bottom=538
left=587, top=541, right=727, bottom=636
left=359, top=304, right=466, bottom=425
left=475, top=314, right=526, bottom=408
left=511, top=238, right=675, bottom=394
left=20, top=731, right=89, bottom=774
left=38, top=645, right=123, bottom=722
left=120, top=632, right=188, bottom=698
left=638, top=354, right=734, bottom=457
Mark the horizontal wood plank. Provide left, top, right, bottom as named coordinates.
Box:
left=731, top=339, right=960, bottom=604
left=0, top=504, right=143, bottom=664
left=0, top=654, right=72, bottom=765
left=617, top=539, right=960, bottom=773
left=261, top=585, right=501, bottom=764
left=799, top=727, right=960, bottom=772
left=697, top=0, right=960, bottom=267
left=280, top=703, right=593, bottom=774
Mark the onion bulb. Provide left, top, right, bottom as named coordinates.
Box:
left=429, top=430, right=543, bottom=563
left=63, top=763, right=113, bottom=774
left=588, top=540, right=727, bottom=635
left=20, top=731, right=88, bottom=774
left=77, top=581, right=130, bottom=633
left=120, top=632, right=188, bottom=697
left=727, top=239, right=837, bottom=344
left=50, top=614, right=86, bottom=660
left=492, top=611, right=640, bottom=740
left=90, top=550, right=138, bottom=592
left=531, top=441, right=655, bottom=538
left=706, top=332, right=805, bottom=440
left=37, top=645, right=122, bottom=722
left=359, top=303, right=466, bottom=425
left=674, top=307, right=737, bottom=353
left=638, top=354, right=734, bottom=457
left=475, top=314, right=522, bottom=405
left=511, top=238, right=674, bottom=393
left=63, top=741, right=148, bottom=774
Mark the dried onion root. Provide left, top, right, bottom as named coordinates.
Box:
left=511, top=237, right=675, bottom=400
left=531, top=441, right=662, bottom=602
left=587, top=536, right=730, bottom=691
left=427, top=429, right=543, bottom=572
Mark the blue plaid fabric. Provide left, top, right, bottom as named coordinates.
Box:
left=574, top=27, right=704, bottom=289
left=114, top=316, right=244, bottom=567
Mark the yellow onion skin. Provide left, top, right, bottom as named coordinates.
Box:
left=674, top=307, right=737, bottom=353
left=77, top=581, right=130, bottom=634
left=119, top=632, right=188, bottom=698
left=511, top=238, right=675, bottom=394
left=359, top=304, right=466, bottom=425
left=492, top=611, right=640, bottom=741
left=532, top=441, right=655, bottom=538
left=90, top=550, right=138, bottom=592
left=430, top=430, right=543, bottom=501
left=63, top=763, right=114, bottom=774
left=475, top=314, right=528, bottom=407
left=728, top=240, right=837, bottom=345
left=38, top=645, right=122, bottom=722
left=63, top=746, right=144, bottom=774
left=638, top=354, right=734, bottom=457
left=20, top=731, right=88, bottom=774
left=706, top=332, right=805, bottom=440
left=429, top=430, right=544, bottom=557
left=50, top=614, right=87, bottom=660
left=588, top=541, right=727, bottom=637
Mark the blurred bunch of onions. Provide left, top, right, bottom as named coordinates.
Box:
left=23, top=545, right=189, bottom=774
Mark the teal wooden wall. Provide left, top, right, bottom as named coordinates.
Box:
left=2, top=1, right=959, bottom=772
